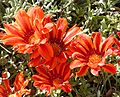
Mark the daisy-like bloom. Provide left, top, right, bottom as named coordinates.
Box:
left=28, top=18, right=80, bottom=69
left=0, top=72, right=31, bottom=97
left=70, top=32, right=116, bottom=76
left=1, top=5, right=51, bottom=54
left=32, top=63, right=71, bottom=96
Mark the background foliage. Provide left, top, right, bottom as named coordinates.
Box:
left=0, top=0, right=120, bottom=96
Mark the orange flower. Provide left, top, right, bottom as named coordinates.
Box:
left=28, top=18, right=81, bottom=69
left=1, top=5, right=51, bottom=54
left=70, top=32, right=116, bottom=76
left=0, top=72, right=31, bottom=97
left=32, top=63, right=71, bottom=96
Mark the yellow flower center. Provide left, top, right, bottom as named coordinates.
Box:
left=53, top=78, right=62, bottom=88
left=28, top=34, right=39, bottom=44
left=88, top=54, right=101, bottom=68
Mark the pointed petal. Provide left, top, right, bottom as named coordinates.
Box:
left=102, top=64, right=116, bottom=74
left=14, top=72, right=24, bottom=91
left=4, top=24, right=24, bottom=37
left=62, top=83, right=71, bottom=93
left=36, top=66, right=49, bottom=79
left=38, top=43, right=54, bottom=61
left=15, top=10, right=32, bottom=33
left=2, top=35, right=25, bottom=45
left=72, top=52, right=86, bottom=60
left=0, top=32, right=5, bottom=39
left=30, top=48, right=40, bottom=59
left=42, top=15, right=52, bottom=26
left=2, top=73, right=11, bottom=94
left=0, top=85, right=6, bottom=95
left=76, top=65, right=89, bottom=76
left=114, top=38, right=120, bottom=47
left=57, top=52, right=67, bottom=64
left=90, top=68, right=100, bottom=76
left=63, top=64, right=71, bottom=81
left=63, top=25, right=80, bottom=44
left=92, top=32, right=101, bottom=53
left=117, top=32, right=120, bottom=38
left=28, top=57, right=43, bottom=67
left=101, top=35, right=114, bottom=53
left=70, top=60, right=82, bottom=69
left=46, top=57, right=58, bottom=70
left=27, top=5, right=44, bottom=25
left=32, top=75, right=49, bottom=81
left=56, top=18, right=68, bottom=40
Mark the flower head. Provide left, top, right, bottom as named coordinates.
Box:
left=28, top=18, right=80, bottom=69
left=0, top=72, right=31, bottom=97
left=70, top=32, right=116, bottom=76
left=1, top=6, right=51, bottom=54
left=32, top=63, right=71, bottom=96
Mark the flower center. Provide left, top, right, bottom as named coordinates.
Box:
left=28, top=34, right=39, bottom=44
left=88, top=54, right=101, bottom=68
left=53, top=78, right=62, bottom=88
left=51, top=43, right=61, bottom=56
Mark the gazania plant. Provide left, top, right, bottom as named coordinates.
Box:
left=0, top=72, right=31, bottom=97
left=0, top=1, right=120, bottom=96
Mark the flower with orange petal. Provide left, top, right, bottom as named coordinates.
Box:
left=28, top=18, right=81, bottom=69
left=0, top=72, right=31, bottom=97
left=70, top=32, right=116, bottom=76
left=32, top=63, right=71, bottom=96
left=1, top=5, right=51, bottom=54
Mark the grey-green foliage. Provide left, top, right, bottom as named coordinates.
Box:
left=39, top=0, right=120, bottom=36
left=0, top=0, right=32, bottom=23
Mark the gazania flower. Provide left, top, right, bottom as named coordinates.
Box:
left=28, top=18, right=80, bottom=69
left=0, top=72, right=31, bottom=97
left=1, top=5, right=51, bottom=54
left=70, top=32, right=116, bottom=76
left=32, top=63, right=71, bottom=96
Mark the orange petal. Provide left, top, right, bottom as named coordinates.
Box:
left=27, top=5, right=44, bottom=25
left=90, top=68, right=100, bottom=76
left=38, top=43, right=54, bottom=61
left=117, top=32, right=120, bottom=38
left=56, top=18, right=68, bottom=40
left=32, top=75, right=49, bottom=81
left=114, top=38, right=120, bottom=48
left=15, top=10, right=32, bottom=33
left=4, top=24, right=24, bottom=37
left=36, top=66, right=49, bottom=79
left=30, top=48, right=41, bottom=59
left=2, top=35, right=25, bottom=45
left=14, top=72, right=24, bottom=91
left=63, top=64, right=71, bottom=81
left=70, top=60, right=82, bottom=69
left=72, top=52, right=86, bottom=60
left=102, top=64, right=116, bottom=74
left=0, top=85, right=6, bottom=95
left=2, top=73, right=11, bottom=94
left=78, top=34, right=93, bottom=51
left=0, top=32, right=5, bottom=39
left=28, top=57, right=43, bottom=67
left=63, top=25, right=80, bottom=44
left=62, top=83, right=71, bottom=93
left=46, top=57, right=58, bottom=70
left=101, top=35, right=114, bottom=53
left=76, top=65, right=89, bottom=76
left=92, top=32, right=101, bottom=53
